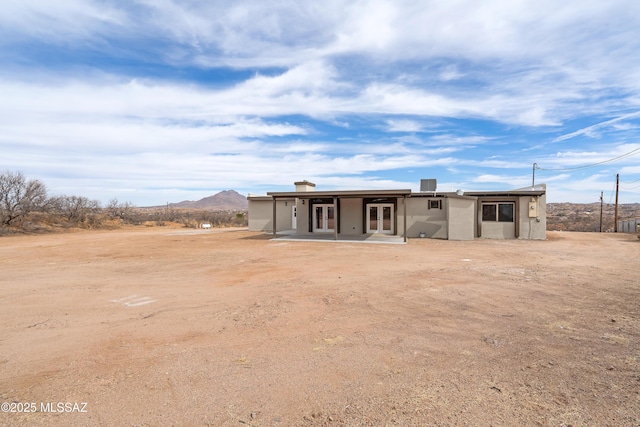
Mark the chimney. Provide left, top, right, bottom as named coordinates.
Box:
left=294, top=180, right=316, bottom=192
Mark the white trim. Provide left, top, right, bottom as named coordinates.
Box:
left=366, top=203, right=394, bottom=234
left=313, top=204, right=335, bottom=232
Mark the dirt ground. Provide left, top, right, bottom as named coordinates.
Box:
left=0, top=227, right=638, bottom=426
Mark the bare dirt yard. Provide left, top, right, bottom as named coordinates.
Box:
left=0, top=227, right=638, bottom=426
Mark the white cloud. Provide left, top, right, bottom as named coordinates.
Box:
left=553, top=112, right=640, bottom=142
left=537, top=143, right=640, bottom=169
left=439, top=65, right=464, bottom=82
left=426, top=134, right=495, bottom=147
left=473, top=174, right=530, bottom=187
left=385, top=119, right=425, bottom=132
left=620, top=166, right=640, bottom=175
left=0, top=0, right=129, bottom=43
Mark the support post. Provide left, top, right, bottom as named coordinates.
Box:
left=614, top=174, right=619, bottom=232
left=333, top=196, right=338, bottom=241
left=599, top=191, right=603, bottom=232
left=403, top=195, right=407, bottom=243
left=272, top=197, right=277, bottom=236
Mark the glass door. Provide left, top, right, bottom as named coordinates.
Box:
left=313, top=204, right=334, bottom=232
left=369, top=206, right=378, bottom=232
left=381, top=205, right=392, bottom=232
left=366, top=204, right=394, bottom=234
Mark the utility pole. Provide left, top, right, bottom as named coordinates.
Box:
left=614, top=174, right=619, bottom=232
left=599, top=191, right=603, bottom=232
left=532, top=163, right=537, bottom=188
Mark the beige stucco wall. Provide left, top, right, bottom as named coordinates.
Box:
left=247, top=198, right=293, bottom=232
left=340, top=198, right=363, bottom=235
left=477, top=197, right=516, bottom=239
left=396, top=198, right=405, bottom=236
left=477, top=194, right=546, bottom=239
left=481, top=221, right=516, bottom=239
left=247, top=199, right=269, bottom=231
left=447, top=197, right=476, bottom=240
left=297, top=198, right=365, bottom=235
left=517, top=194, right=546, bottom=240
left=295, top=199, right=311, bottom=235
left=404, top=197, right=448, bottom=239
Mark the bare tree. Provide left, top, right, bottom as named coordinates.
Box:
left=105, top=199, right=135, bottom=222
left=51, top=195, right=101, bottom=223
left=106, top=198, right=121, bottom=219
left=0, top=171, right=48, bottom=226
left=106, top=198, right=136, bottom=223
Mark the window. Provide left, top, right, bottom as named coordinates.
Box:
left=482, top=203, right=514, bottom=222
left=498, top=203, right=514, bottom=222
left=482, top=204, right=496, bottom=221
left=428, top=199, right=441, bottom=209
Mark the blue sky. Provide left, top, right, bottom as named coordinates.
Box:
left=2, top=0, right=640, bottom=205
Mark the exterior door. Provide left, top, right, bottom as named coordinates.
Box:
left=292, top=205, right=297, bottom=229
left=367, top=204, right=394, bottom=234
left=313, top=204, right=335, bottom=232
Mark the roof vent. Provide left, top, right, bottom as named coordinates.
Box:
left=420, top=179, right=437, bottom=192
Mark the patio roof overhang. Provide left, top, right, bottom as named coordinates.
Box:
left=266, top=189, right=412, bottom=199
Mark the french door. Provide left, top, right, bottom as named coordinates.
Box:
left=367, top=204, right=394, bottom=234
left=313, top=204, right=335, bottom=232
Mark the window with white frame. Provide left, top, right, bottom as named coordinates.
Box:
left=482, top=202, right=514, bottom=222
left=428, top=199, right=441, bottom=209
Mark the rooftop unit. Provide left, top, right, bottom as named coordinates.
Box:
left=420, top=179, right=437, bottom=192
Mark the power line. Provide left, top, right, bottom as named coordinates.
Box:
left=608, top=179, right=616, bottom=204
left=535, top=146, right=640, bottom=172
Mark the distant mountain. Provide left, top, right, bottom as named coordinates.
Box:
left=167, top=190, right=248, bottom=211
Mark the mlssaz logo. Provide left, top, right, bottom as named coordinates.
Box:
left=40, top=402, right=88, bottom=413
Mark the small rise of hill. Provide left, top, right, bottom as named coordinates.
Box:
left=155, top=190, right=248, bottom=211
left=547, top=202, right=640, bottom=232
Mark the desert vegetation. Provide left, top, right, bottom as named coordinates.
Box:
left=0, top=171, right=247, bottom=235
left=546, top=201, right=640, bottom=232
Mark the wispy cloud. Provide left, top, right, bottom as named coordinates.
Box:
left=553, top=111, right=640, bottom=142
left=385, top=119, right=425, bottom=132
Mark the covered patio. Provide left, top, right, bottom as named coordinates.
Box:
left=267, top=188, right=412, bottom=242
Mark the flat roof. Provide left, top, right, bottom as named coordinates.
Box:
left=464, top=190, right=546, bottom=197
left=267, top=189, right=413, bottom=198
left=258, top=187, right=546, bottom=200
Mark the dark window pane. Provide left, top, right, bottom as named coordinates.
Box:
left=315, top=206, right=323, bottom=229
left=482, top=204, right=496, bottom=221
left=498, top=203, right=514, bottom=222
left=327, top=206, right=334, bottom=230
left=369, top=206, right=378, bottom=230
left=382, top=206, right=391, bottom=230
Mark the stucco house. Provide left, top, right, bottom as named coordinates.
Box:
left=248, top=180, right=546, bottom=241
